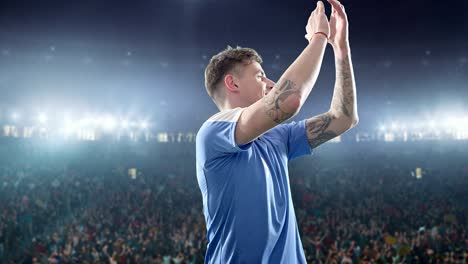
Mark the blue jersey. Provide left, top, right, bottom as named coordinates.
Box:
left=196, top=107, right=312, bottom=264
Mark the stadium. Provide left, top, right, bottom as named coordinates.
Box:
left=0, top=0, right=467, bottom=263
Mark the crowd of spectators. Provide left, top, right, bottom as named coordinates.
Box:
left=291, top=142, right=468, bottom=263
left=0, top=138, right=467, bottom=263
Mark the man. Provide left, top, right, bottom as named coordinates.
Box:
left=196, top=0, right=358, bottom=263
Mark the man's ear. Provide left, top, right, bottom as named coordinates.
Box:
left=224, top=74, right=240, bottom=94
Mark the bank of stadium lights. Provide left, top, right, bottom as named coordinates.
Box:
left=445, top=117, right=462, bottom=129
left=378, top=116, right=468, bottom=140
left=102, top=116, right=117, bottom=131
left=140, top=121, right=148, bottom=129
left=380, top=120, right=444, bottom=133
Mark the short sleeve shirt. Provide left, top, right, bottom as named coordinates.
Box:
left=196, top=107, right=312, bottom=264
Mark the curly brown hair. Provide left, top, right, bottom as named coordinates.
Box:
left=204, top=46, right=263, bottom=103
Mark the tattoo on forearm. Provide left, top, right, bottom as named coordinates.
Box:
left=331, top=54, right=354, bottom=118
left=262, top=79, right=300, bottom=123
left=306, top=113, right=338, bottom=148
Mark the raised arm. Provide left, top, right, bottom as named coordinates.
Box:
left=236, top=1, right=330, bottom=145
left=306, top=0, right=359, bottom=149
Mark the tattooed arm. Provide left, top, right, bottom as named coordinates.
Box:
left=306, top=48, right=358, bottom=149
left=235, top=35, right=328, bottom=145
left=235, top=2, right=331, bottom=145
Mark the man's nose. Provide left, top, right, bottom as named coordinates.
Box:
left=265, top=77, right=276, bottom=89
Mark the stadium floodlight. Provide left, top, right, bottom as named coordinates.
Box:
left=121, top=120, right=129, bottom=129
left=63, top=123, right=75, bottom=135
left=38, top=113, right=48, bottom=124
left=379, top=125, right=386, bottom=132
left=62, top=113, right=75, bottom=135
left=391, top=122, right=399, bottom=131
left=444, top=117, right=458, bottom=130
left=463, top=117, right=468, bottom=130
left=140, top=121, right=148, bottom=129
left=102, top=116, right=117, bottom=131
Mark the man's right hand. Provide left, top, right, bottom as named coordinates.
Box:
left=305, top=1, right=330, bottom=42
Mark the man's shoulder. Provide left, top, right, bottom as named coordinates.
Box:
left=206, top=107, right=244, bottom=123
left=196, top=108, right=248, bottom=160
left=197, top=108, right=244, bottom=134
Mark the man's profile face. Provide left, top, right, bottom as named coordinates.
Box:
left=235, top=61, right=275, bottom=106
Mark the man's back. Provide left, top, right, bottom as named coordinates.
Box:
left=196, top=107, right=311, bottom=264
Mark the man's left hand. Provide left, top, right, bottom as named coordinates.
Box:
left=327, top=0, right=349, bottom=50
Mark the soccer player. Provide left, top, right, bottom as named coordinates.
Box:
left=196, top=0, right=358, bottom=262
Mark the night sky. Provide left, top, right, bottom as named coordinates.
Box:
left=0, top=0, right=467, bottom=131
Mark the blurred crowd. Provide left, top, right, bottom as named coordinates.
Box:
left=0, top=138, right=467, bottom=263
left=291, top=142, right=468, bottom=263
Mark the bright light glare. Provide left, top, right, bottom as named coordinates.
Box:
left=463, top=118, right=468, bottom=130
left=63, top=114, right=75, bottom=135
left=102, top=116, right=117, bottom=131
left=38, top=113, right=48, bottom=124
left=63, top=123, right=75, bottom=135
left=121, top=120, right=129, bottom=128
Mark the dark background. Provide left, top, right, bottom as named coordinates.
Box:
left=0, top=0, right=467, bottom=132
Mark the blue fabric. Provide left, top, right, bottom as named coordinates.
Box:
left=196, top=108, right=312, bottom=264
